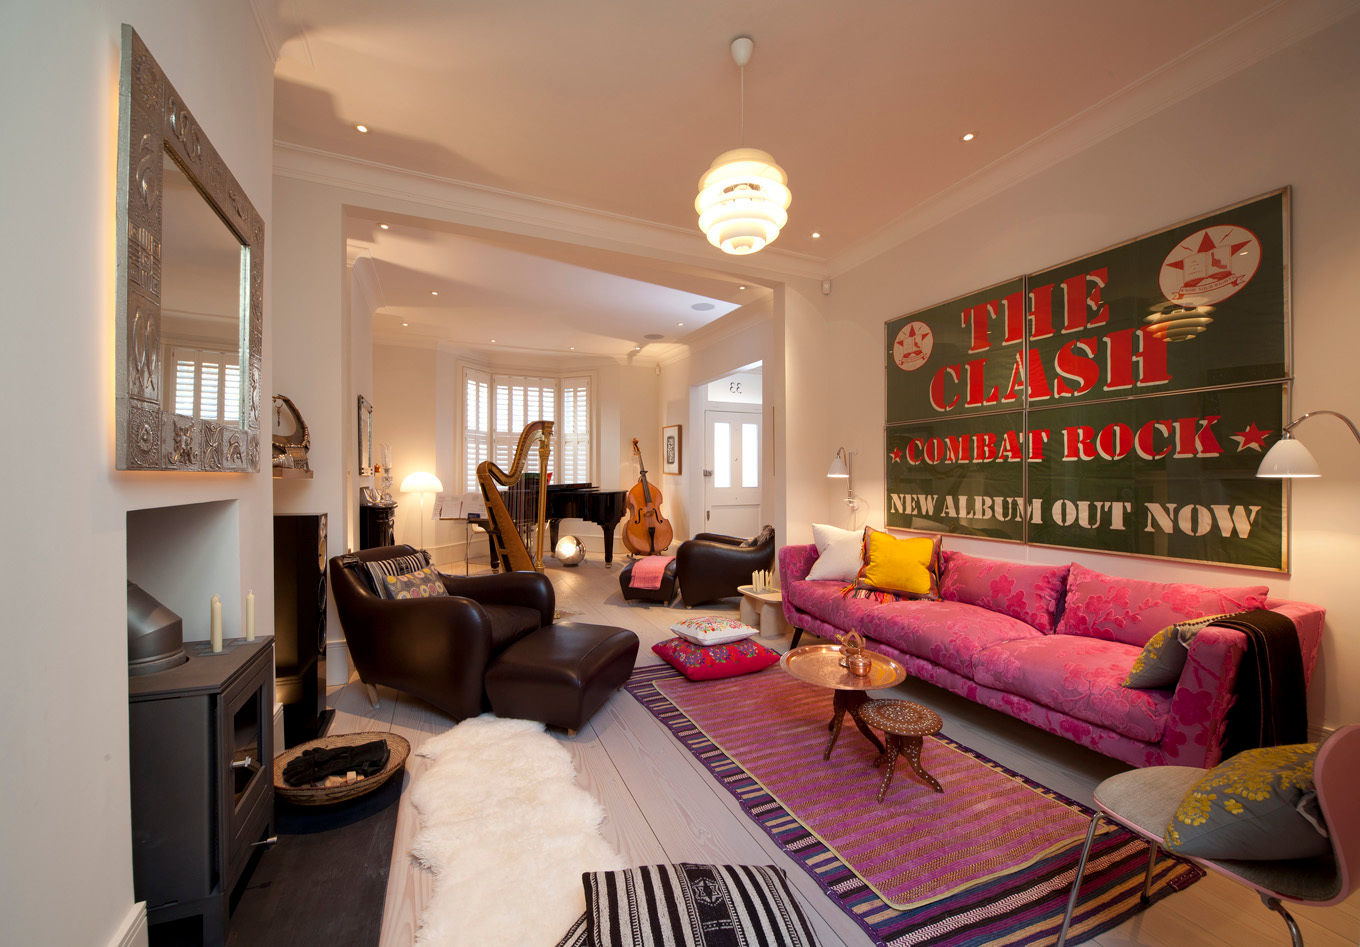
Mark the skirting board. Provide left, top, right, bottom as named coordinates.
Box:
left=326, top=637, right=351, bottom=688
left=108, top=901, right=147, bottom=947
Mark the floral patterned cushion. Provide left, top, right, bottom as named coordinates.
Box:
left=1055, top=564, right=1269, bottom=647
left=669, top=616, right=758, bottom=646
left=652, top=638, right=780, bottom=681
left=1165, top=743, right=1328, bottom=859
left=939, top=551, right=1069, bottom=633
left=378, top=566, right=449, bottom=600
left=972, top=636, right=1171, bottom=742
left=1123, top=614, right=1234, bottom=688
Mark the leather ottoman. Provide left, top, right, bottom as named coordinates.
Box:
left=619, top=557, right=678, bottom=604
left=485, top=622, right=639, bottom=731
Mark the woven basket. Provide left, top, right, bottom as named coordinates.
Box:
left=273, top=731, right=411, bottom=806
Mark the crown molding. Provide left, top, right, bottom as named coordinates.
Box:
left=348, top=255, right=385, bottom=314
left=247, top=0, right=283, bottom=63
left=828, top=0, right=1360, bottom=277
left=272, top=142, right=829, bottom=282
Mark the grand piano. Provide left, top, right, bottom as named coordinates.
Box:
left=498, top=476, right=628, bottom=565
left=545, top=482, right=628, bottom=564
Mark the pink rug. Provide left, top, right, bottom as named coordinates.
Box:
left=627, top=663, right=1203, bottom=946
left=656, top=668, right=1098, bottom=909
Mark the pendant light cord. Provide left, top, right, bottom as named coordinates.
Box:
left=739, top=63, right=745, bottom=145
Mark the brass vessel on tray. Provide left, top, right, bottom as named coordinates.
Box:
left=779, top=642, right=906, bottom=691
left=837, top=630, right=872, bottom=676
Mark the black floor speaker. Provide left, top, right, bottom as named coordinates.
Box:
left=273, top=513, right=331, bottom=747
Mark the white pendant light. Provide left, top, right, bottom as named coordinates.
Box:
left=696, top=36, right=790, bottom=255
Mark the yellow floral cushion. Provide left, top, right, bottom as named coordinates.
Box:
left=854, top=528, right=940, bottom=599
left=1123, top=614, right=1231, bottom=688
left=1165, top=742, right=1329, bottom=860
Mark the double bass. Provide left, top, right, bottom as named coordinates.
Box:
left=623, top=438, right=674, bottom=556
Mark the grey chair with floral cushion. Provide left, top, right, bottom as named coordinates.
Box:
left=1057, top=724, right=1360, bottom=946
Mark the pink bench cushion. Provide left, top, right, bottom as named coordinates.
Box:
left=855, top=599, right=1044, bottom=680
left=1055, top=563, right=1270, bottom=647
left=973, top=636, right=1173, bottom=743
left=939, top=551, right=1069, bottom=634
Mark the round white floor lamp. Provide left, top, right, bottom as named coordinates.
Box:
left=400, top=471, right=443, bottom=551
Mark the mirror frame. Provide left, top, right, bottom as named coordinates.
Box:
left=358, top=395, right=374, bottom=475
left=115, top=25, right=264, bottom=471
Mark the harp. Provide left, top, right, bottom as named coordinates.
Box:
left=476, top=420, right=554, bottom=572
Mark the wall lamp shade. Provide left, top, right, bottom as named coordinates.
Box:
left=400, top=471, right=443, bottom=494
left=827, top=449, right=849, bottom=478
left=696, top=148, right=791, bottom=255
left=1256, top=410, right=1359, bottom=478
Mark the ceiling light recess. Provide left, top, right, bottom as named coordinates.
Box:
left=696, top=36, right=790, bottom=256
left=354, top=123, right=369, bottom=133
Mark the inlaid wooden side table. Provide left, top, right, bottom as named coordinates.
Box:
left=859, top=699, right=945, bottom=802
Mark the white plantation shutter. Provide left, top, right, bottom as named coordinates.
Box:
left=462, top=369, right=593, bottom=492
left=167, top=346, right=240, bottom=426
left=559, top=375, right=591, bottom=484
left=464, top=368, right=491, bottom=492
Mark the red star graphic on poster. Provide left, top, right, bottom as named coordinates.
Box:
left=1230, top=422, right=1272, bottom=452
left=890, top=447, right=903, bottom=462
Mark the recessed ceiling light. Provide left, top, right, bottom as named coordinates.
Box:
left=677, top=322, right=685, bottom=327
left=491, top=338, right=497, bottom=343
left=691, top=302, right=716, bottom=311
left=355, top=123, right=369, bottom=134
left=569, top=346, right=575, bottom=351
left=430, top=291, right=438, bottom=296
left=961, top=132, right=976, bottom=142
left=401, top=321, right=408, bottom=327
left=811, top=232, right=821, bottom=239
left=379, top=223, right=390, bottom=230
left=633, top=346, right=642, bottom=352
left=739, top=285, right=747, bottom=291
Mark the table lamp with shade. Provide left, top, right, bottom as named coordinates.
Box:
left=1256, top=410, right=1359, bottom=478
left=400, top=471, right=443, bottom=551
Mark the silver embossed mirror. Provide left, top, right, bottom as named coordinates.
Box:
left=115, top=25, right=263, bottom=471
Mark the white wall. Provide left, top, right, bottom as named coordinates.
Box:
left=821, top=15, right=1360, bottom=731
left=0, top=2, right=274, bottom=944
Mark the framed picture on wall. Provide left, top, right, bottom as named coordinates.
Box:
left=661, top=425, right=682, bottom=476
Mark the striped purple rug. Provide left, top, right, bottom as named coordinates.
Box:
left=627, top=663, right=1203, bottom=947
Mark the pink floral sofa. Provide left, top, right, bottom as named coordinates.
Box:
left=778, top=545, right=1324, bottom=769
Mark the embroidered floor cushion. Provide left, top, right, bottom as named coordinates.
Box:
left=940, top=551, right=1069, bottom=634
left=669, top=616, right=757, bottom=646
left=1055, top=563, right=1269, bottom=647
left=651, top=638, right=780, bottom=681
left=972, top=636, right=1172, bottom=743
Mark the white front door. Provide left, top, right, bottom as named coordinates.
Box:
left=704, top=409, right=761, bottom=538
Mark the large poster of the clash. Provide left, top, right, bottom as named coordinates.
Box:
left=884, top=189, right=1289, bottom=570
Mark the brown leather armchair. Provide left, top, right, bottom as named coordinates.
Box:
left=329, top=545, right=553, bottom=720
left=676, top=525, right=776, bottom=607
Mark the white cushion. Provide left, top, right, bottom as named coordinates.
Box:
left=806, top=523, right=864, bottom=582
left=669, top=616, right=758, bottom=646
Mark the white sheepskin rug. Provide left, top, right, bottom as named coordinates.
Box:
left=409, top=714, right=624, bottom=946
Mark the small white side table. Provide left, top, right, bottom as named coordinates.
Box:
left=737, top=585, right=788, bottom=640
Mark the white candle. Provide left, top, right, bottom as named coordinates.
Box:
left=245, top=591, right=256, bottom=641
left=210, top=594, right=223, bottom=652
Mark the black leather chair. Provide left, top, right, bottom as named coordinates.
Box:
left=676, top=525, right=776, bottom=607
left=330, top=544, right=553, bottom=721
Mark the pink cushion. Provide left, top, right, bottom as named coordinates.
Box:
left=651, top=637, right=780, bottom=681
left=858, top=599, right=1044, bottom=679
left=939, top=551, right=1069, bottom=633
left=972, top=636, right=1173, bottom=743
left=1055, top=563, right=1269, bottom=647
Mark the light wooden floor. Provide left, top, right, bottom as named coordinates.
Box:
left=323, top=557, right=1359, bottom=946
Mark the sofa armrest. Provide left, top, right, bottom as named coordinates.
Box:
left=1161, top=625, right=1248, bottom=767
left=778, top=544, right=818, bottom=585
left=690, top=532, right=744, bottom=546
left=440, top=570, right=555, bottom=627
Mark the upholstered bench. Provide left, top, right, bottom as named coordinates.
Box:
left=618, top=557, right=678, bottom=604
left=485, top=622, right=639, bottom=731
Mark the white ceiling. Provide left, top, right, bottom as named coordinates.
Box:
left=265, top=0, right=1314, bottom=357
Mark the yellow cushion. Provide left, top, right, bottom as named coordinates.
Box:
left=857, top=528, right=940, bottom=598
